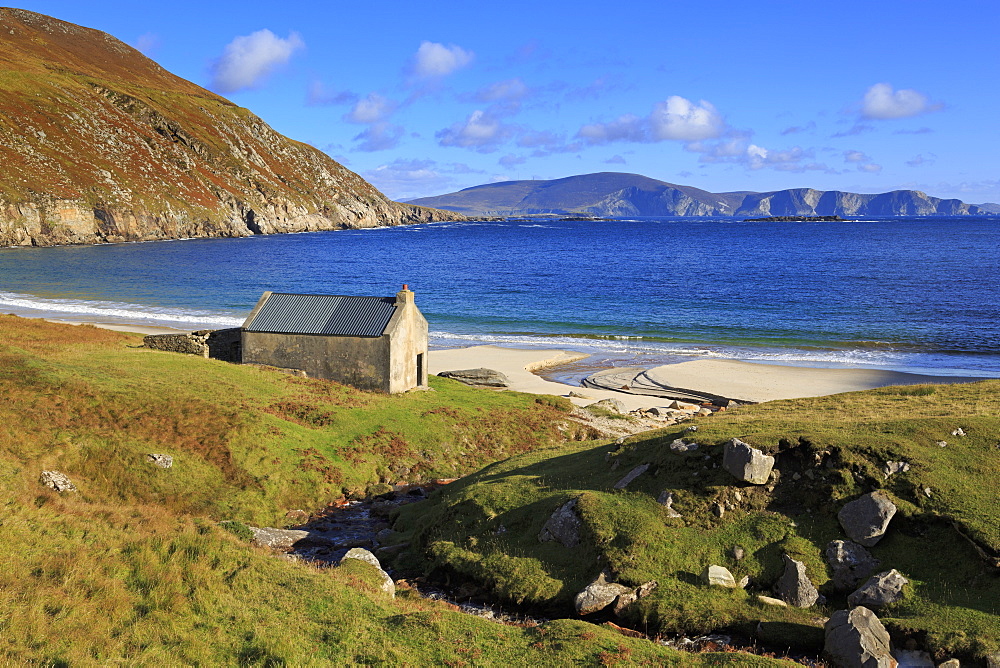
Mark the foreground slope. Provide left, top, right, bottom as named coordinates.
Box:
left=0, top=316, right=792, bottom=665
left=393, top=382, right=1000, bottom=662
left=408, top=171, right=986, bottom=218
left=0, top=8, right=459, bottom=247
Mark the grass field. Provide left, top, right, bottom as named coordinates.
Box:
left=0, top=316, right=798, bottom=665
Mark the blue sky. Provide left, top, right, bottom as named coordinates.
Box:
left=16, top=0, right=1000, bottom=203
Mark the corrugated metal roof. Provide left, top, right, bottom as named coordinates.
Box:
left=244, top=293, right=397, bottom=337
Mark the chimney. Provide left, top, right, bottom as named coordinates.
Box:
left=396, top=283, right=414, bottom=304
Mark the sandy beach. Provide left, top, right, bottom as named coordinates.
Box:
left=430, top=345, right=986, bottom=406
left=34, top=318, right=990, bottom=407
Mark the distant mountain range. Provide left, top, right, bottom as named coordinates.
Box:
left=0, top=9, right=456, bottom=247
left=407, top=172, right=994, bottom=218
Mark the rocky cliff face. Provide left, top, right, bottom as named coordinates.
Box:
left=735, top=188, right=982, bottom=217
left=0, top=9, right=459, bottom=247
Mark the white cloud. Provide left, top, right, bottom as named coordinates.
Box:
left=409, top=41, right=474, bottom=80
left=604, top=155, right=627, bottom=165
left=210, top=29, right=304, bottom=93
left=576, top=96, right=725, bottom=145
left=474, top=78, right=529, bottom=103
left=344, top=93, right=397, bottom=124
left=352, top=123, right=404, bottom=152
left=688, top=136, right=831, bottom=174
left=436, top=110, right=514, bottom=152
left=843, top=149, right=881, bottom=173
left=861, top=83, right=941, bottom=120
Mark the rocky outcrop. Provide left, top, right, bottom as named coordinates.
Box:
left=0, top=9, right=460, bottom=248
left=736, top=187, right=984, bottom=218
left=838, top=492, right=897, bottom=547
left=574, top=573, right=633, bottom=615
left=145, top=453, right=173, bottom=469
left=538, top=498, right=582, bottom=547
left=39, top=470, right=77, bottom=492
left=824, top=606, right=896, bottom=668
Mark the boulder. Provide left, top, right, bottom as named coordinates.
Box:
left=39, top=470, right=77, bottom=492
left=538, top=498, right=582, bottom=548
left=145, top=453, right=173, bottom=469
left=826, top=540, right=880, bottom=591
left=702, top=565, right=738, bottom=588
left=824, top=606, right=896, bottom=668
left=437, top=368, right=510, bottom=387
left=613, top=463, right=649, bottom=489
left=669, top=439, right=698, bottom=453
left=339, top=547, right=395, bottom=597
left=722, top=438, right=775, bottom=485
left=848, top=570, right=908, bottom=609
left=775, top=554, right=820, bottom=608
left=574, top=572, right=633, bottom=615
left=248, top=526, right=311, bottom=550
left=838, top=492, right=897, bottom=547
left=757, top=595, right=788, bottom=607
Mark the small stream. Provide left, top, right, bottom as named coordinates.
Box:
left=286, top=487, right=824, bottom=666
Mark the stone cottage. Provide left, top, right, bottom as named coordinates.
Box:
left=240, top=286, right=428, bottom=393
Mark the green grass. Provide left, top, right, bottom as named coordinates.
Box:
left=0, top=316, right=799, bottom=665
left=393, top=382, right=1000, bottom=661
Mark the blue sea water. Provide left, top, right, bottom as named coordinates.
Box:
left=1, top=216, right=999, bottom=381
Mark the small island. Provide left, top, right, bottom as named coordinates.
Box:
left=743, top=215, right=846, bottom=222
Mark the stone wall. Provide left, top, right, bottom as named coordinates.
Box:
left=143, top=328, right=241, bottom=362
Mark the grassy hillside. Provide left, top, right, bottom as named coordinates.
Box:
left=392, top=380, right=1000, bottom=662
left=0, top=316, right=793, bottom=665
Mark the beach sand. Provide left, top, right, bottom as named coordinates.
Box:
left=430, top=345, right=986, bottom=406
left=32, top=317, right=988, bottom=407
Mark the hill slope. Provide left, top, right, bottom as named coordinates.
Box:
left=408, top=172, right=987, bottom=218
left=0, top=8, right=458, bottom=247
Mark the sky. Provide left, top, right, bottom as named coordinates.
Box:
left=14, top=0, right=1000, bottom=203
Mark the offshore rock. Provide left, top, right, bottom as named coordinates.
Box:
left=824, top=606, right=896, bottom=668
left=538, top=498, right=583, bottom=548
left=722, top=438, right=775, bottom=484
left=838, top=492, right=897, bottom=547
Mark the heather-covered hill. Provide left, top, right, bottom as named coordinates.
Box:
left=0, top=8, right=459, bottom=247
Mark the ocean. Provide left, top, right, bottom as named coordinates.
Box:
left=2, top=216, right=999, bottom=383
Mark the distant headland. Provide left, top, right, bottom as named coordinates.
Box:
left=408, top=172, right=996, bottom=219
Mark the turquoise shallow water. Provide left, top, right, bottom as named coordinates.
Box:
left=1, top=216, right=999, bottom=380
